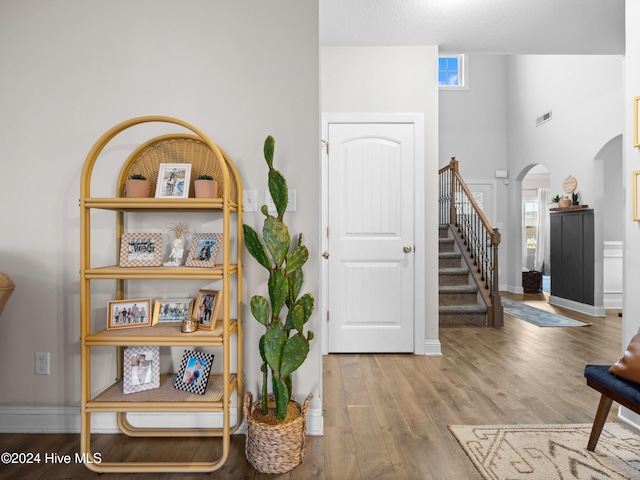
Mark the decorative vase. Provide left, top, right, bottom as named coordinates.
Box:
left=561, top=196, right=571, bottom=208
left=125, top=179, right=150, bottom=198
left=194, top=179, right=217, bottom=198
left=243, top=391, right=312, bottom=474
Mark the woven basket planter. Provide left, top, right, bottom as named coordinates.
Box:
left=244, top=391, right=312, bottom=474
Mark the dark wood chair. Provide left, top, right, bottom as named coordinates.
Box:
left=584, top=364, right=640, bottom=450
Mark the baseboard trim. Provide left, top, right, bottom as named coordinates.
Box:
left=603, top=292, right=623, bottom=310
left=548, top=295, right=606, bottom=317
left=423, top=340, right=442, bottom=356
left=503, top=284, right=524, bottom=294
left=0, top=406, right=324, bottom=436
left=618, top=406, right=640, bottom=433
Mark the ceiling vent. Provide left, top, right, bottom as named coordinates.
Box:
left=536, top=111, right=552, bottom=127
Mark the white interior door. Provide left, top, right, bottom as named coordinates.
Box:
left=327, top=123, right=415, bottom=352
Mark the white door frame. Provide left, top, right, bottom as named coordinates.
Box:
left=320, top=113, right=425, bottom=355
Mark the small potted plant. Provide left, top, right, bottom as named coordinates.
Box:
left=125, top=173, right=150, bottom=198
left=551, top=194, right=561, bottom=208
left=571, top=191, right=579, bottom=206
left=242, top=136, right=314, bottom=474
left=194, top=174, right=217, bottom=198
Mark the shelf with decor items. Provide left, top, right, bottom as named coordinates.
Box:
left=79, top=116, right=243, bottom=473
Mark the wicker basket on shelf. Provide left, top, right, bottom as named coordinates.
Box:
left=243, top=391, right=312, bottom=474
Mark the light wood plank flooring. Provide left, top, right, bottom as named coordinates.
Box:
left=0, top=293, right=624, bottom=479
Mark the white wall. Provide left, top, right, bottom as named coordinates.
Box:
left=0, top=0, right=321, bottom=431
left=320, top=46, right=440, bottom=353
left=621, top=0, right=640, bottom=429
left=504, top=55, right=623, bottom=305
left=439, top=55, right=509, bottom=173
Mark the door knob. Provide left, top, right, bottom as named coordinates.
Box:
left=322, top=251, right=330, bottom=259
left=403, top=244, right=412, bottom=253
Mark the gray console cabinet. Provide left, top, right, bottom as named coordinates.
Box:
left=550, top=209, right=594, bottom=306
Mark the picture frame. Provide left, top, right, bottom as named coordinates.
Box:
left=193, top=289, right=222, bottom=330
left=634, top=171, right=640, bottom=220
left=123, top=346, right=160, bottom=394
left=119, top=233, right=162, bottom=267
left=155, top=163, right=191, bottom=198
left=635, top=96, right=640, bottom=148
left=185, top=233, right=223, bottom=267
left=107, top=298, right=152, bottom=329
left=152, top=298, right=193, bottom=326
left=174, top=350, right=214, bottom=395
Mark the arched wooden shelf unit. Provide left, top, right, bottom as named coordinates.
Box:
left=79, top=116, right=243, bottom=473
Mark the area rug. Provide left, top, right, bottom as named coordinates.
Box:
left=449, top=423, right=640, bottom=480
left=502, top=297, right=591, bottom=327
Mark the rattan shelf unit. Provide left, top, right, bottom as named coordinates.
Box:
left=79, top=116, right=243, bottom=473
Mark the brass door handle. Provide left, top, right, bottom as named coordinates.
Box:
left=403, top=244, right=412, bottom=253
left=322, top=251, right=330, bottom=259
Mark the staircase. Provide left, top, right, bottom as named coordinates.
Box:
left=438, top=225, right=487, bottom=326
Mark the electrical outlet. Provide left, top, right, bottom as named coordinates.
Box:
left=35, top=352, right=50, bottom=375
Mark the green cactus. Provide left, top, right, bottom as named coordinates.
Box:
left=243, top=135, right=314, bottom=420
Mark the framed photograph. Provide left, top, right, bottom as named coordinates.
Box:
left=155, top=163, right=191, bottom=198
left=635, top=96, right=640, bottom=148
left=119, top=233, right=162, bottom=267
left=152, top=298, right=193, bottom=326
left=185, top=233, right=223, bottom=267
left=634, top=171, right=640, bottom=221
left=174, top=350, right=214, bottom=395
left=123, top=346, right=160, bottom=394
left=193, top=289, right=222, bottom=330
left=107, top=298, right=152, bottom=329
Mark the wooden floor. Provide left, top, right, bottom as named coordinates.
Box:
left=0, top=293, right=624, bottom=479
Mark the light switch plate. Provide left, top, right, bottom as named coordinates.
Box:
left=243, top=189, right=257, bottom=212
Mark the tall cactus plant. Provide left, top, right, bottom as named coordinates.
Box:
left=242, top=136, right=314, bottom=420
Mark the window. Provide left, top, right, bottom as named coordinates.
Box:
left=438, top=54, right=467, bottom=89
left=524, top=201, right=538, bottom=250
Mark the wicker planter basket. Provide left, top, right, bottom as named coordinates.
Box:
left=243, top=391, right=312, bottom=474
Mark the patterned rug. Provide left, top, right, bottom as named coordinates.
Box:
left=502, top=297, right=591, bottom=327
left=449, top=423, right=640, bottom=480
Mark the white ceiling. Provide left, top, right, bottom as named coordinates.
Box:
left=320, top=0, right=625, bottom=54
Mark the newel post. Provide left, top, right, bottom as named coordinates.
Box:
left=490, top=227, right=503, bottom=327
left=449, top=157, right=458, bottom=225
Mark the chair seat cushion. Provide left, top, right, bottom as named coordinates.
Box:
left=585, top=364, right=640, bottom=407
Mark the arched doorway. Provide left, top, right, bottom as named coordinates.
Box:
left=595, top=134, right=623, bottom=309
left=519, top=165, right=551, bottom=293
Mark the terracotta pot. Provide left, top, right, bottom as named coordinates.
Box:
left=195, top=179, right=217, bottom=198
left=125, top=179, right=150, bottom=198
